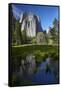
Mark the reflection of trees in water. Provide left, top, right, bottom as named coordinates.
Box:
left=49, top=59, right=59, bottom=80
left=11, top=53, right=59, bottom=86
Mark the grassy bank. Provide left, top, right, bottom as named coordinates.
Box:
left=11, top=44, right=58, bottom=57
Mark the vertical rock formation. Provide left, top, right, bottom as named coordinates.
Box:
left=19, top=12, right=43, bottom=38
left=12, top=11, right=47, bottom=45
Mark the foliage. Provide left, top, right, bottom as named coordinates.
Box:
left=36, top=32, right=47, bottom=44
left=50, top=18, right=58, bottom=44
left=21, top=29, right=27, bottom=44
left=53, top=18, right=58, bottom=29
left=12, top=45, right=58, bottom=58
left=31, top=37, right=37, bottom=44
left=43, top=31, right=49, bottom=44
left=47, top=18, right=59, bottom=45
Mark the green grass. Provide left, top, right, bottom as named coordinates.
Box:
left=11, top=44, right=59, bottom=65
left=11, top=44, right=58, bottom=57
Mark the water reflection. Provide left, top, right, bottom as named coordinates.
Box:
left=19, top=54, right=36, bottom=75
left=12, top=53, right=59, bottom=85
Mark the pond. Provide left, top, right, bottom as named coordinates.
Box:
left=11, top=53, right=59, bottom=86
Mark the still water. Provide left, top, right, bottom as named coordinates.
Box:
left=12, top=54, right=59, bottom=85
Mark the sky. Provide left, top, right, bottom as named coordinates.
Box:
left=12, top=4, right=59, bottom=31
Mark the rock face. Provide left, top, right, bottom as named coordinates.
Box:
left=36, top=32, right=47, bottom=44
left=19, top=12, right=43, bottom=38
left=11, top=12, right=47, bottom=45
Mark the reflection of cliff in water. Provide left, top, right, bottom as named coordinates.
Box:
left=12, top=54, right=59, bottom=85
left=20, top=54, right=36, bottom=75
